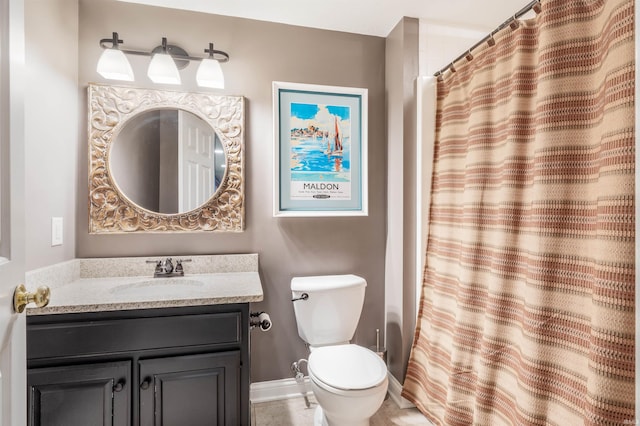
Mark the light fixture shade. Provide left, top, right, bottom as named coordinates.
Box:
left=147, top=53, right=181, bottom=85
left=96, top=49, right=134, bottom=81
left=196, top=58, right=225, bottom=89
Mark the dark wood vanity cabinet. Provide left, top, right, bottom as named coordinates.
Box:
left=27, top=304, right=250, bottom=426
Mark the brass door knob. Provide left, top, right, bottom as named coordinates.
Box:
left=13, top=284, right=50, bottom=313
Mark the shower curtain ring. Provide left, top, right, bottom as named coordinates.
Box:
left=533, top=1, right=542, bottom=14
left=465, top=50, right=474, bottom=61
left=510, top=15, right=520, bottom=30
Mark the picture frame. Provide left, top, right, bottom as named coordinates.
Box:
left=272, top=81, right=368, bottom=217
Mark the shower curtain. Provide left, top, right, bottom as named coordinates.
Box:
left=402, top=1, right=635, bottom=425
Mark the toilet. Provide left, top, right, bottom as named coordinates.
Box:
left=291, top=274, right=388, bottom=426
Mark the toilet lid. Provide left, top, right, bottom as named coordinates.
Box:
left=308, top=344, right=387, bottom=391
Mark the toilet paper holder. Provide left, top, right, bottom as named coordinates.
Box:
left=250, top=311, right=272, bottom=331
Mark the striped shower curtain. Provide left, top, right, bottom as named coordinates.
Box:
left=402, top=1, right=635, bottom=425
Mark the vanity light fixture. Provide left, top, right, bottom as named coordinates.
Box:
left=97, top=32, right=230, bottom=88
left=147, top=37, right=181, bottom=85
left=196, top=43, right=225, bottom=89
left=96, top=33, right=134, bottom=81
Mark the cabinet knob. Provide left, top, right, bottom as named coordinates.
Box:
left=140, top=377, right=152, bottom=390
left=113, top=378, right=126, bottom=392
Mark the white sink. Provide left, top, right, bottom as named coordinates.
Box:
left=109, top=277, right=205, bottom=297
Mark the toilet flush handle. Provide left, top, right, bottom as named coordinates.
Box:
left=291, top=293, right=309, bottom=302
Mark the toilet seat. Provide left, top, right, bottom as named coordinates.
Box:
left=308, top=344, right=387, bottom=391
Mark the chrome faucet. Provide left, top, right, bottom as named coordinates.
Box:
left=146, top=257, right=191, bottom=278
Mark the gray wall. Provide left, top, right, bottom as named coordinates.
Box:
left=158, top=110, right=179, bottom=214
left=78, top=0, right=386, bottom=382
left=385, top=17, right=419, bottom=382
left=110, top=110, right=161, bottom=212
left=25, top=0, right=78, bottom=270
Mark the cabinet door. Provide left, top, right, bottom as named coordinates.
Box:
left=28, top=361, right=131, bottom=426
left=139, top=351, right=240, bottom=426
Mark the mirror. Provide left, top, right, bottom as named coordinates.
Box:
left=88, top=84, right=244, bottom=233
left=110, top=109, right=226, bottom=214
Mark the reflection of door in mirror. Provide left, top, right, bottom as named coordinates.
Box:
left=110, top=109, right=224, bottom=215
left=178, top=110, right=225, bottom=212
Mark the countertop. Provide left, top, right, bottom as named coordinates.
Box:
left=25, top=254, right=264, bottom=315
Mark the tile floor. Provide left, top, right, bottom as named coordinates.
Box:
left=252, top=393, right=433, bottom=426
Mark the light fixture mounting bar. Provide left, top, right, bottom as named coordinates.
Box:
left=99, top=33, right=230, bottom=63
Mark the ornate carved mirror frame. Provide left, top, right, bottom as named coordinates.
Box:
left=88, top=83, right=245, bottom=233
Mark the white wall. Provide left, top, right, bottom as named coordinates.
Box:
left=418, top=21, right=489, bottom=76
left=24, top=0, right=78, bottom=270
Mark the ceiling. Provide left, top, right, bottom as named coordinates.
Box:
left=118, top=0, right=535, bottom=37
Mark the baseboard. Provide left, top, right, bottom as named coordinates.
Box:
left=387, top=373, right=416, bottom=409
left=251, top=373, right=416, bottom=410
left=250, top=377, right=313, bottom=403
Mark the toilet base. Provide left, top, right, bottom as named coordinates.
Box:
left=313, top=405, right=370, bottom=426
left=313, top=406, right=326, bottom=426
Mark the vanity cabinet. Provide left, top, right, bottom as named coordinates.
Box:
left=138, top=351, right=240, bottom=425
left=28, top=361, right=131, bottom=425
left=27, top=304, right=250, bottom=426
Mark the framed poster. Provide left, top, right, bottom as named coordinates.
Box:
left=273, top=81, right=368, bottom=217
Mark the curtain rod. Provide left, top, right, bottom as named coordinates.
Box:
left=433, top=0, right=542, bottom=77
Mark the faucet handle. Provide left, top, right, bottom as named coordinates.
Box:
left=146, top=259, right=162, bottom=272
left=174, top=258, right=192, bottom=274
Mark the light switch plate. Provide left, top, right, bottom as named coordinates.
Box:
left=51, top=217, right=63, bottom=246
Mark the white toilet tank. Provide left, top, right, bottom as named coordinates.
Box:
left=291, top=274, right=366, bottom=347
